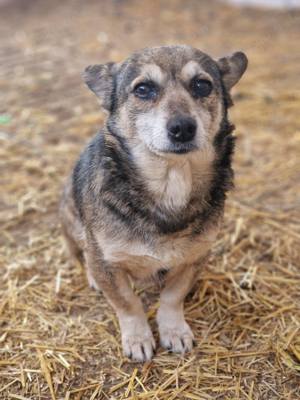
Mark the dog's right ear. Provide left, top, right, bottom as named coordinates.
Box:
left=82, top=62, right=119, bottom=111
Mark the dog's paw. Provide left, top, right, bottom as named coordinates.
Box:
left=122, top=329, right=156, bottom=362
left=159, top=320, right=194, bottom=354
left=120, top=317, right=155, bottom=362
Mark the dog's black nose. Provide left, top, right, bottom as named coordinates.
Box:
left=167, top=116, right=197, bottom=143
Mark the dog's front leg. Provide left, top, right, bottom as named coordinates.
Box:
left=157, top=264, right=197, bottom=354
left=86, top=243, right=155, bottom=362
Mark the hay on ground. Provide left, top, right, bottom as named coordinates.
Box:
left=0, top=1, right=299, bottom=399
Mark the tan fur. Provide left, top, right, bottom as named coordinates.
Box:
left=60, top=45, right=248, bottom=361
left=157, top=262, right=198, bottom=352
left=94, top=223, right=218, bottom=280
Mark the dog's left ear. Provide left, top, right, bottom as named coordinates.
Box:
left=82, top=62, right=119, bottom=111
left=217, top=52, right=248, bottom=91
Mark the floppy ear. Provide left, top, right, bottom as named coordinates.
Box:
left=82, top=62, right=118, bottom=111
left=217, top=51, right=248, bottom=91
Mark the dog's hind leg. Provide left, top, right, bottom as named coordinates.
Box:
left=59, top=177, right=86, bottom=267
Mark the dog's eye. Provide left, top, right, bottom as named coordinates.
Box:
left=133, top=81, right=158, bottom=100
left=190, top=78, right=213, bottom=98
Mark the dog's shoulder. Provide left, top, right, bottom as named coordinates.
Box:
left=71, top=128, right=141, bottom=219
left=72, top=130, right=106, bottom=218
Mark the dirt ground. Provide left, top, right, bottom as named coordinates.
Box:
left=0, top=0, right=299, bottom=399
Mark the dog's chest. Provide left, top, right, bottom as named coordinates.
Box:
left=97, top=156, right=218, bottom=278
left=148, top=162, right=193, bottom=211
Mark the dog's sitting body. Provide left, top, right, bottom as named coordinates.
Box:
left=60, top=45, right=247, bottom=361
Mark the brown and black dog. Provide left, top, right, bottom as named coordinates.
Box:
left=60, top=45, right=247, bottom=362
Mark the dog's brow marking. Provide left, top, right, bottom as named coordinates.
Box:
left=144, top=64, right=165, bottom=84
left=131, top=64, right=166, bottom=88
left=181, top=60, right=211, bottom=82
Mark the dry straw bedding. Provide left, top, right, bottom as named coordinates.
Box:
left=0, top=1, right=299, bottom=399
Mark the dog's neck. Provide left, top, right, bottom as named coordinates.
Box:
left=131, top=141, right=215, bottom=212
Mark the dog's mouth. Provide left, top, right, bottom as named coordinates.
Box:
left=166, top=143, right=198, bottom=154
left=156, top=142, right=198, bottom=155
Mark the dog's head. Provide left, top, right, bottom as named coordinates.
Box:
left=83, top=46, right=247, bottom=157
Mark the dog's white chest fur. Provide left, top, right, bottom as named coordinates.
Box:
left=133, top=144, right=194, bottom=211
left=152, top=162, right=192, bottom=210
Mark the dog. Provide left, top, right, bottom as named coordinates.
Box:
left=60, top=45, right=247, bottom=362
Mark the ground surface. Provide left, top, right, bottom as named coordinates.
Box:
left=0, top=0, right=300, bottom=399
